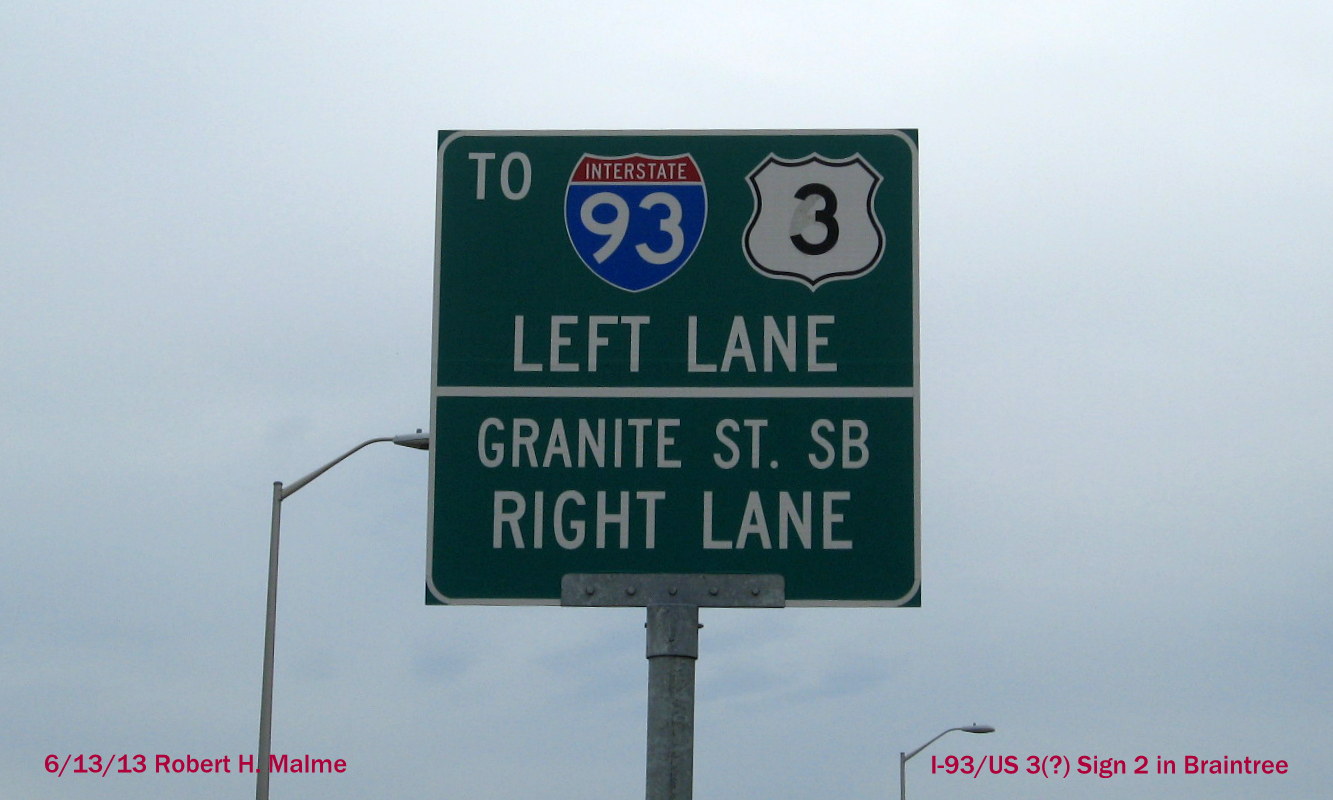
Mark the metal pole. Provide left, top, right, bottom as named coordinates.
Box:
left=561, top=574, right=781, bottom=800
left=899, top=725, right=994, bottom=799
left=256, top=481, right=283, bottom=800
left=252, top=432, right=428, bottom=800
left=645, top=603, right=699, bottom=800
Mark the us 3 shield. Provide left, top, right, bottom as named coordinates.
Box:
left=743, top=154, right=884, bottom=289
left=565, top=154, right=707, bottom=292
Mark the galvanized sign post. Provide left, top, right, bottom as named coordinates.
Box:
left=429, top=130, right=918, bottom=798
left=563, top=574, right=784, bottom=800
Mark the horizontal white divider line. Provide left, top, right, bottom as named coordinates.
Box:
left=435, top=385, right=915, bottom=399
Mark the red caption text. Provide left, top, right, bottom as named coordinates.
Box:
left=931, top=754, right=1289, bottom=780
left=45, top=754, right=347, bottom=777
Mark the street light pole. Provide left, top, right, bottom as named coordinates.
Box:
left=899, top=724, right=994, bottom=800
left=255, top=432, right=428, bottom=800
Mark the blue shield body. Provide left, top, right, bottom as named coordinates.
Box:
left=565, top=154, right=707, bottom=292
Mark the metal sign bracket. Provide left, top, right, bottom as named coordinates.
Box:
left=562, top=574, right=784, bottom=800
left=561, top=573, right=785, bottom=609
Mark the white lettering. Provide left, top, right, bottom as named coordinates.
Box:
left=809, top=419, right=870, bottom=469
left=684, top=315, right=837, bottom=373
left=542, top=419, right=571, bottom=468
left=577, top=419, right=605, bottom=468
left=493, top=491, right=525, bottom=548
left=713, top=419, right=740, bottom=469
left=549, top=315, right=577, bottom=372
left=638, top=491, right=664, bottom=549
left=512, top=315, right=649, bottom=373
left=687, top=316, right=716, bottom=372
left=714, top=419, right=767, bottom=468
left=476, top=417, right=681, bottom=469
left=809, top=419, right=836, bottom=469
left=842, top=420, right=869, bottom=468
left=627, top=418, right=651, bottom=469
left=822, top=491, right=852, bottom=549
left=554, top=490, right=585, bottom=549
left=721, top=317, right=756, bottom=373
left=469, top=152, right=496, bottom=199
left=512, top=316, right=542, bottom=372
left=512, top=418, right=539, bottom=467
left=478, top=418, right=504, bottom=467
left=735, top=491, right=772, bottom=550
left=763, top=315, right=797, bottom=372
left=596, top=491, right=630, bottom=549
left=587, top=315, right=616, bottom=372
left=807, top=315, right=836, bottom=372
left=623, top=316, right=648, bottom=373
left=701, top=490, right=853, bottom=550
left=743, top=419, right=767, bottom=468
left=490, top=490, right=663, bottom=549
left=779, top=492, right=812, bottom=549
left=701, top=491, right=730, bottom=549
left=500, top=152, right=531, bottom=200
left=656, top=419, right=681, bottom=468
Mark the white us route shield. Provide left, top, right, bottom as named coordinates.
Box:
left=743, top=153, right=884, bottom=289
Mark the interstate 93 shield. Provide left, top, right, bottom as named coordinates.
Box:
left=564, top=154, right=707, bottom=292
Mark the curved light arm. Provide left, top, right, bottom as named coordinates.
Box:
left=257, top=429, right=427, bottom=800
left=899, top=725, right=993, bottom=800
left=906, top=725, right=991, bottom=762
left=280, top=432, right=429, bottom=499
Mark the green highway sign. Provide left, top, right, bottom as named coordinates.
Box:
left=428, top=130, right=918, bottom=606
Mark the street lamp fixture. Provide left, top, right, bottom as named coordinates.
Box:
left=255, top=431, right=428, bottom=800
left=899, top=724, right=995, bottom=799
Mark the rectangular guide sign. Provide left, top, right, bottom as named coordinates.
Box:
left=428, top=130, right=918, bottom=606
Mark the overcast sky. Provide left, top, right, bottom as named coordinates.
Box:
left=3, top=2, right=1330, bottom=798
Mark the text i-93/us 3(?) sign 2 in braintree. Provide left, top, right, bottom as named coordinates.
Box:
left=428, top=130, right=918, bottom=606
